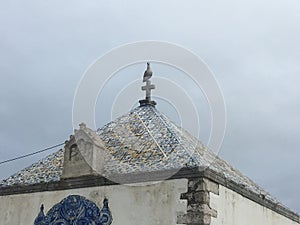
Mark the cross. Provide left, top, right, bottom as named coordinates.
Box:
left=141, top=80, right=155, bottom=101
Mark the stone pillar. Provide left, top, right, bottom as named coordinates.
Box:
left=177, top=177, right=219, bottom=225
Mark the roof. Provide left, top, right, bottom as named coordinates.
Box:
left=0, top=104, right=298, bottom=220
left=0, top=105, right=280, bottom=199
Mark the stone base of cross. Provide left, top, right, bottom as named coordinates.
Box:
left=139, top=99, right=157, bottom=106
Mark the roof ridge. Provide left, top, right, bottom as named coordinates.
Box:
left=152, top=108, right=203, bottom=166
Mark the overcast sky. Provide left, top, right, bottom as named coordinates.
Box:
left=0, top=0, right=299, bottom=213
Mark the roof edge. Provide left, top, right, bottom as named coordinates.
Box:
left=0, top=167, right=299, bottom=223
left=201, top=168, right=300, bottom=223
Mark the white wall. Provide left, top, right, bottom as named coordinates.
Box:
left=0, top=179, right=187, bottom=225
left=210, top=184, right=299, bottom=225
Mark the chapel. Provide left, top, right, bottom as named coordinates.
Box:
left=0, top=63, right=299, bottom=225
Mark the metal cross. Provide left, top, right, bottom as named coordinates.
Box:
left=141, top=80, right=155, bottom=101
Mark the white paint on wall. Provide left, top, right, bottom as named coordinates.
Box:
left=210, top=184, right=299, bottom=225
left=0, top=179, right=187, bottom=225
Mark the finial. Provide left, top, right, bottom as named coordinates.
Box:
left=40, top=204, right=44, bottom=212
left=139, top=62, right=157, bottom=106
left=103, top=198, right=108, bottom=207
left=100, top=198, right=113, bottom=224
left=34, top=204, right=46, bottom=224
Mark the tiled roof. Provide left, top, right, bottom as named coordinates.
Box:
left=0, top=150, right=64, bottom=187
left=0, top=105, right=282, bottom=207
left=98, top=105, right=208, bottom=174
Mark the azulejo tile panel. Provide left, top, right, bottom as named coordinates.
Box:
left=34, top=195, right=112, bottom=225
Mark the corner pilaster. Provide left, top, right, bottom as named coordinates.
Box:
left=177, top=177, right=219, bottom=225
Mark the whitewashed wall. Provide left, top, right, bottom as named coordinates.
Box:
left=0, top=179, right=187, bottom=225
left=210, top=184, right=299, bottom=225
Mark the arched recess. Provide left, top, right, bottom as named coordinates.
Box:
left=34, top=195, right=112, bottom=225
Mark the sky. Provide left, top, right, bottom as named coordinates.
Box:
left=0, top=0, right=300, bottom=213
